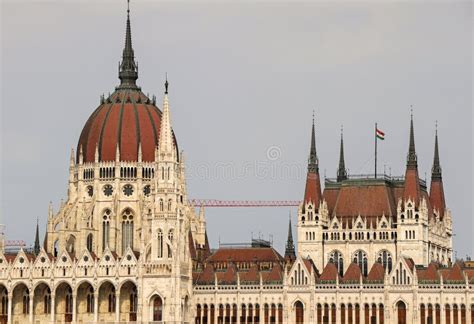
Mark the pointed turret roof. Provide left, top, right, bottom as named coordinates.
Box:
left=34, top=219, right=40, bottom=256
left=284, top=215, right=296, bottom=261
left=117, top=0, right=139, bottom=89
left=303, top=117, right=322, bottom=206
left=158, top=77, right=175, bottom=156
left=337, top=127, right=347, bottom=182
left=403, top=113, right=421, bottom=204
left=430, top=125, right=446, bottom=216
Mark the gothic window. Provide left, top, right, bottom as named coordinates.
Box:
left=377, top=250, right=393, bottom=272
left=86, top=286, right=94, bottom=313
left=159, top=199, right=164, bottom=212
left=86, top=234, right=93, bottom=253
left=103, top=184, right=113, bottom=197
left=66, top=235, right=76, bottom=254
left=308, top=211, right=313, bottom=221
left=167, top=199, right=172, bottom=211
left=123, top=184, right=134, bottom=196
left=22, top=290, right=29, bottom=314
left=103, top=209, right=111, bottom=251
left=157, top=229, right=163, bottom=258
left=329, top=250, right=344, bottom=277
left=143, top=185, right=151, bottom=196
left=168, top=229, right=174, bottom=258
left=353, top=250, right=368, bottom=276
left=87, top=185, right=93, bottom=197
left=43, top=288, right=51, bottom=314
left=122, top=209, right=134, bottom=253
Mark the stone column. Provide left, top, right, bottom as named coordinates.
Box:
left=115, top=292, right=120, bottom=323
left=29, top=291, right=34, bottom=324
left=93, top=291, right=99, bottom=323
left=7, top=293, right=12, bottom=324
left=72, top=294, right=77, bottom=323
left=450, top=305, right=454, bottom=324
left=50, top=294, right=55, bottom=324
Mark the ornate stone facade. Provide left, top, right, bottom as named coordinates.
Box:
left=0, top=4, right=472, bottom=324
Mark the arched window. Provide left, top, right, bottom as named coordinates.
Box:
left=157, top=229, right=163, bottom=258
left=86, top=233, right=93, bottom=253
left=168, top=229, right=174, bottom=258
left=295, top=301, right=304, bottom=324
left=103, top=209, right=111, bottom=250
left=43, top=288, right=51, bottom=314
left=66, top=235, right=76, bottom=254
left=329, top=250, right=344, bottom=277
left=121, top=209, right=134, bottom=253
left=377, top=250, right=393, bottom=272
left=167, top=199, right=172, bottom=211
left=86, top=286, right=94, bottom=313
left=159, top=199, right=164, bottom=212
left=130, top=287, right=137, bottom=314
left=353, top=250, right=368, bottom=276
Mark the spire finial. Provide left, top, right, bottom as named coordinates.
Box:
left=432, top=122, right=442, bottom=180
left=118, top=0, right=139, bottom=89
left=308, top=114, right=318, bottom=173
left=337, top=125, right=347, bottom=182
left=34, top=218, right=40, bottom=256
left=284, top=212, right=296, bottom=261
left=407, top=110, right=417, bottom=168
left=165, top=73, right=169, bottom=94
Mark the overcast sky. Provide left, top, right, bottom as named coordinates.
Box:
left=1, top=1, right=472, bottom=258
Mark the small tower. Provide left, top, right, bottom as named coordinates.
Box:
left=429, top=125, right=446, bottom=218
left=297, top=116, right=328, bottom=270
left=337, top=126, right=347, bottom=182
left=397, top=113, right=429, bottom=266
left=34, top=219, right=40, bottom=256
left=284, top=215, right=296, bottom=263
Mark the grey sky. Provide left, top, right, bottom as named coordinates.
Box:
left=1, top=1, right=472, bottom=258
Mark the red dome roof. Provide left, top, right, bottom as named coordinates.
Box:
left=77, top=89, right=176, bottom=163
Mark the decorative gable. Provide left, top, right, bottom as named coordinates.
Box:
left=390, top=257, right=414, bottom=286
left=289, top=257, right=312, bottom=286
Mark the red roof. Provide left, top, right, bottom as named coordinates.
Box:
left=77, top=89, right=177, bottom=163
left=430, top=180, right=446, bottom=218
left=417, top=262, right=439, bottom=281
left=403, top=168, right=421, bottom=206
left=207, top=248, right=283, bottom=263
left=366, top=263, right=385, bottom=281
left=304, top=172, right=322, bottom=206
left=445, top=263, right=464, bottom=281
left=319, top=263, right=339, bottom=281
left=342, top=263, right=361, bottom=281
left=330, top=184, right=396, bottom=218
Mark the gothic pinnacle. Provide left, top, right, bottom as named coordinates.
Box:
left=118, top=0, right=139, bottom=89
left=337, top=126, right=347, bottom=182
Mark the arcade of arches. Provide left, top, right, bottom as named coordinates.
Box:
left=191, top=300, right=474, bottom=324
left=0, top=280, right=138, bottom=323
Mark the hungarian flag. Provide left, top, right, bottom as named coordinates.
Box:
left=376, top=128, right=385, bottom=140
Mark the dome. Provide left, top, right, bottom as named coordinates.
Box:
left=76, top=5, right=177, bottom=163
left=77, top=90, right=177, bottom=163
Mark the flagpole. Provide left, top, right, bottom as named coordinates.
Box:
left=375, top=122, right=377, bottom=179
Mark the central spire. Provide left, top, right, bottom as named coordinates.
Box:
left=118, top=0, right=139, bottom=89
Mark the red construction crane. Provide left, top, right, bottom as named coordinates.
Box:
left=188, top=199, right=301, bottom=207
left=4, top=240, right=26, bottom=248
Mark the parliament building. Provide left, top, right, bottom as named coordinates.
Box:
left=0, top=4, right=472, bottom=324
